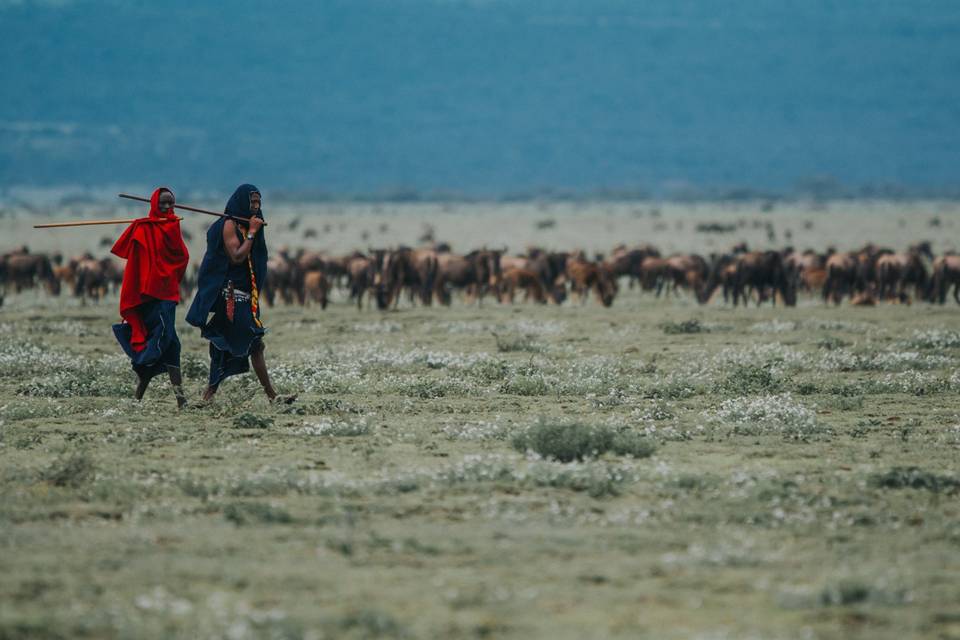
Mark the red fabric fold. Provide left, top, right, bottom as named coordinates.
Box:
left=111, top=187, right=189, bottom=351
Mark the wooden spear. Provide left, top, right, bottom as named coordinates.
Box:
left=118, top=193, right=268, bottom=227
left=34, top=217, right=183, bottom=229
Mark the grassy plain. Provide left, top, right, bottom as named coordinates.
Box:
left=1, top=200, right=960, bottom=639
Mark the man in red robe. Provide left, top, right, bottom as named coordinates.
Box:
left=112, top=187, right=191, bottom=407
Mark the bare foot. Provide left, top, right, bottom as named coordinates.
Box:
left=270, top=394, right=298, bottom=405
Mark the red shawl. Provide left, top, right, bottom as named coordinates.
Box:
left=111, top=187, right=190, bottom=351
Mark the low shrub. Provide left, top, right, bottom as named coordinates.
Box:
left=716, top=365, right=782, bottom=394
left=709, top=394, right=827, bottom=440
left=492, top=332, right=544, bottom=353
left=512, top=420, right=656, bottom=462
left=869, top=466, right=960, bottom=493
left=223, top=501, right=293, bottom=526
left=232, top=413, right=274, bottom=429
left=659, top=319, right=703, bottom=335
left=44, top=450, right=96, bottom=488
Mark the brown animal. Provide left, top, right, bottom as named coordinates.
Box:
left=3, top=252, right=61, bottom=296
left=930, top=255, right=960, bottom=304
left=266, top=248, right=301, bottom=305
left=345, top=253, right=378, bottom=309
left=498, top=268, right=547, bottom=304
left=785, top=250, right=826, bottom=295
left=102, top=257, right=124, bottom=295
left=639, top=256, right=670, bottom=294
left=302, top=270, right=330, bottom=309
left=802, top=267, right=827, bottom=292
left=604, top=244, right=661, bottom=289
left=434, top=250, right=498, bottom=306
left=875, top=252, right=927, bottom=302
left=180, top=263, right=199, bottom=301
left=823, top=252, right=859, bottom=304
left=565, top=258, right=617, bottom=307
left=73, top=256, right=112, bottom=302
left=380, top=247, right=433, bottom=308
left=699, top=254, right=740, bottom=304
left=523, top=250, right=569, bottom=303
left=731, top=251, right=796, bottom=307
left=408, top=248, right=440, bottom=305
left=654, top=254, right=708, bottom=298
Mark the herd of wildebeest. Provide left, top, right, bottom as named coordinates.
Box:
left=2, top=239, right=960, bottom=310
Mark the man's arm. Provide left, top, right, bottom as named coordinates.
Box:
left=222, top=218, right=263, bottom=264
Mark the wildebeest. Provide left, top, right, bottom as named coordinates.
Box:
left=876, top=251, right=928, bottom=302
left=605, top=244, right=661, bottom=289
left=265, top=247, right=302, bottom=305
left=498, top=267, right=548, bottom=304
left=302, top=270, right=330, bottom=309
left=730, top=251, right=797, bottom=307
left=379, top=247, right=436, bottom=308
left=565, top=256, right=617, bottom=307
left=344, top=252, right=379, bottom=310
left=930, top=254, right=960, bottom=304
left=73, top=255, right=114, bottom=302
left=434, top=249, right=499, bottom=306
left=822, top=251, right=860, bottom=305
left=2, top=251, right=61, bottom=296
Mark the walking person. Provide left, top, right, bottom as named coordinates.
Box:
left=112, top=187, right=190, bottom=408
left=186, top=184, right=294, bottom=403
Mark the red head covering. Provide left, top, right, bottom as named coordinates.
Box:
left=111, top=187, right=190, bottom=351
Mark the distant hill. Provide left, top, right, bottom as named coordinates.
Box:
left=2, top=0, right=959, bottom=196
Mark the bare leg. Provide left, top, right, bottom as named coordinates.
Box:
left=134, top=372, right=150, bottom=400
left=250, top=341, right=295, bottom=403
left=167, top=365, right=188, bottom=409
left=202, top=383, right=219, bottom=402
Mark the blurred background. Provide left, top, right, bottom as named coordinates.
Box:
left=2, top=0, right=959, bottom=204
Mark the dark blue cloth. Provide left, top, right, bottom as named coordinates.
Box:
left=226, top=259, right=252, bottom=292
left=113, top=298, right=181, bottom=380
left=202, top=293, right=265, bottom=386
left=186, top=184, right=268, bottom=328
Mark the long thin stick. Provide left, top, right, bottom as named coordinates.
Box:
left=34, top=217, right=183, bottom=229
left=118, top=193, right=268, bottom=227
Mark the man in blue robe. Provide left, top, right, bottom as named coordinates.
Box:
left=186, top=184, right=294, bottom=403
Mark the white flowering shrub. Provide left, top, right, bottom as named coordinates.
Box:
left=298, top=417, right=372, bottom=437
left=708, top=343, right=809, bottom=375
left=865, top=372, right=955, bottom=396
left=750, top=320, right=799, bottom=334
left=708, top=393, right=827, bottom=440
left=898, top=328, right=960, bottom=350
left=802, top=318, right=875, bottom=333
left=441, top=421, right=513, bottom=441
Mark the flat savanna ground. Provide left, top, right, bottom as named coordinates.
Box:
left=1, top=200, right=959, bottom=639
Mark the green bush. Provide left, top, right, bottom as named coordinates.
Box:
left=869, top=466, right=960, bottom=493
left=512, top=420, right=656, bottom=462
left=223, top=501, right=293, bottom=526
left=232, top=413, right=274, bottom=429
left=44, top=450, right=96, bottom=488
left=492, top=333, right=543, bottom=353
left=499, top=374, right=551, bottom=396
left=816, top=335, right=851, bottom=351
left=659, top=319, right=703, bottom=335
left=399, top=379, right=447, bottom=399
left=716, top=365, right=781, bottom=394
left=465, top=358, right=509, bottom=383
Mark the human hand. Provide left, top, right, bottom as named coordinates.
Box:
left=248, top=216, right=264, bottom=235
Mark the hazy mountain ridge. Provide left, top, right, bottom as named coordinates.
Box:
left=3, top=0, right=959, bottom=195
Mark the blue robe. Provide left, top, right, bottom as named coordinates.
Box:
left=186, top=184, right=269, bottom=387
left=113, top=298, right=181, bottom=380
